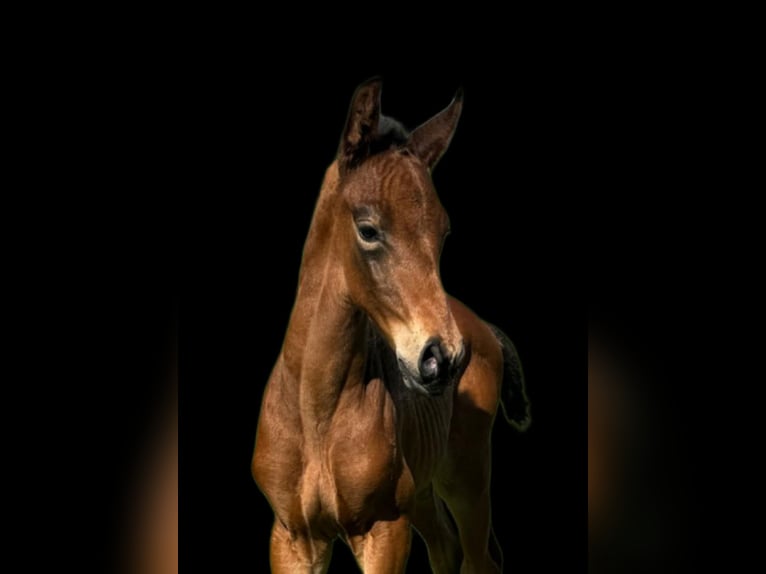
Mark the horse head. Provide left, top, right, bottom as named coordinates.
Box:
left=333, top=78, right=465, bottom=396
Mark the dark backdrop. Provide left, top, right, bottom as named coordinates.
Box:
left=27, top=22, right=737, bottom=574
left=94, top=50, right=703, bottom=569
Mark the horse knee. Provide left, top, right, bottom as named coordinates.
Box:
left=269, top=522, right=331, bottom=573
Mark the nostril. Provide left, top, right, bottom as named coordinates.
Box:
left=422, top=354, right=439, bottom=377
left=429, top=343, right=443, bottom=366
left=419, top=338, right=447, bottom=382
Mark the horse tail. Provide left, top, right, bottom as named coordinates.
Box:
left=489, top=324, right=531, bottom=432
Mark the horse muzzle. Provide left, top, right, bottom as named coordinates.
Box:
left=399, top=339, right=465, bottom=396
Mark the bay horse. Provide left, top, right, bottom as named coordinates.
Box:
left=252, top=78, right=530, bottom=573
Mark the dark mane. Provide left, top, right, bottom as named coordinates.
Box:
left=369, top=115, right=410, bottom=156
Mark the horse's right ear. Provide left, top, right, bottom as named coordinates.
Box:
left=337, top=78, right=382, bottom=174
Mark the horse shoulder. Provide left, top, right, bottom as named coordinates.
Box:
left=252, top=359, right=304, bottom=526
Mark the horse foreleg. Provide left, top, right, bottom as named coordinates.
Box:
left=269, top=520, right=333, bottom=574
left=348, top=515, right=412, bottom=573
left=411, top=485, right=463, bottom=573
left=440, top=485, right=501, bottom=574
left=437, top=439, right=502, bottom=574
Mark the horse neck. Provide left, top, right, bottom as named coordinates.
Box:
left=280, top=163, right=372, bottom=437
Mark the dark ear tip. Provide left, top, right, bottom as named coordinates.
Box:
left=454, top=85, right=465, bottom=102
left=358, top=75, right=383, bottom=90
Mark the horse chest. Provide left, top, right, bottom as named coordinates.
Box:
left=257, top=411, right=410, bottom=535
left=322, top=408, right=411, bottom=529
left=255, top=376, right=452, bottom=534
left=316, top=389, right=454, bottom=525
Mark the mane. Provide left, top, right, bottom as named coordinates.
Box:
left=368, top=115, right=410, bottom=156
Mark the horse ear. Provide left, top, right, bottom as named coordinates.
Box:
left=407, top=88, right=463, bottom=170
left=338, top=77, right=383, bottom=173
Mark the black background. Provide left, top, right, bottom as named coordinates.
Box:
left=21, top=19, right=750, bottom=573
left=66, top=45, right=715, bottom=571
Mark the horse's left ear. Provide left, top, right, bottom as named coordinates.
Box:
left=338, top=77, right=383, bottom=173
left=407, top=87, right=464, bottom=170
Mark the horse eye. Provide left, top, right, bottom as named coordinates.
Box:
left=357, top=224, right=379, bottom=243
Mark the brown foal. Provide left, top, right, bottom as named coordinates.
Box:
left=252, top=79, right=530, bottom=573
